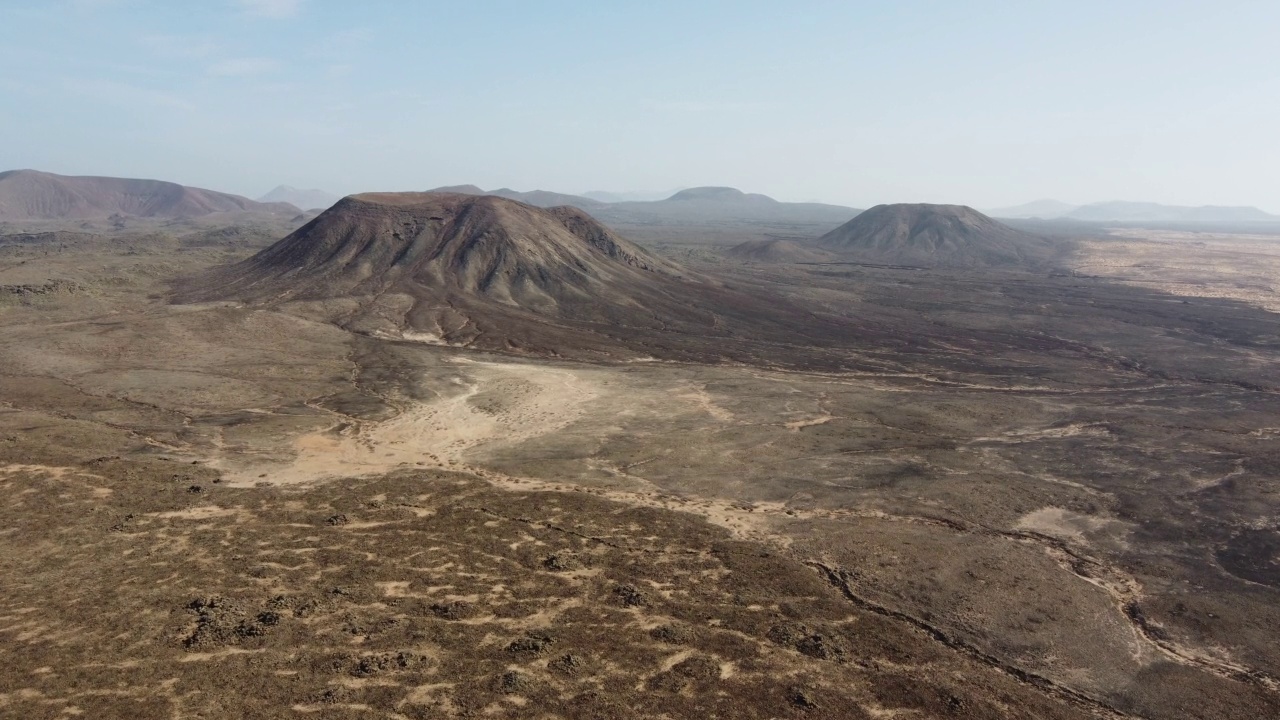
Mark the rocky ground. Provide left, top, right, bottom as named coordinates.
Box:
left=1, top=224, right=1279, bottom=718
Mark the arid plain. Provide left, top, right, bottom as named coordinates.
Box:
left=2, top=206, right=1280, bottom=720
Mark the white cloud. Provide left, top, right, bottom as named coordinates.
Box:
left=235, top=0, right=304, bottom=18
left=208, top=57, right=279, bottom=76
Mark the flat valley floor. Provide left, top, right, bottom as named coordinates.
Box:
left=2, top=225, right=1279, bottom=719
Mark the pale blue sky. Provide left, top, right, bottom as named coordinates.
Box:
left=2, top=0, right=1277, bottom=210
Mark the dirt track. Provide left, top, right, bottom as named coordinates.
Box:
left=213, top=357, right=604, bottom=487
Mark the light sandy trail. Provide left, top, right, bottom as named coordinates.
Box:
left=212, top=357, right=600, bottom=487
left=204, top=353, right=800, bottom=543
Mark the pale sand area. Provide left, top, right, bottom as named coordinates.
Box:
left=204, top=354, right=846, bottom=543
left=1073, top=229, right=1280, bottom=313
left=212, top=356, right=603, bottom=487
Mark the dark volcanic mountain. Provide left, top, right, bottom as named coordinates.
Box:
left=179, top=192, right=859, bottom=362
left=0, top=169, right=298, bottom=220
left=817, top=203, right=1056, bottom=267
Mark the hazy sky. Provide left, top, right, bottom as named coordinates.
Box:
left=2, top=1, right=1277, bottom=210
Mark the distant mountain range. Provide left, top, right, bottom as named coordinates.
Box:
left=583, top=189, right=683, bottom=203
left=987, top=199, right=1280, bottom=223
left=430, top=187, right=1280, bottom=227
left=1066, top=201, right=1279, bottom=223
left=594, top=186, right=860, bottom=229
left=0, top=173, right=861, bottom=233
left=428, top=184, right=863, bottom=231
left=0, top=169, right=298, bottom=221
left=11, top=169, right=1273, bottom=233
left=984, top=199, right=1081, bottom=219
left=258, top=185, right=340, bottom=211
left=428, top=185, right=606, bottom=209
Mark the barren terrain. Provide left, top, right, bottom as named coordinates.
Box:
left=1074, top=229, right=1280, bottom=312
left=1, top=222, right=1279, bottom=718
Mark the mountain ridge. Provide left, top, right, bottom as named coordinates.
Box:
left=985, top=199, right=1079, bottom=219
left=426, top=185, right=604, bottom=209
left=988, top=198, right=1280, bottom=222
left=0, top=169, right=298, bottom=220
left=1065, top=201, right=1279, bottom=223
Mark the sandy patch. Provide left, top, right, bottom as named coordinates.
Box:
left=784, top=414, right=836, bottom=430
left=678, top=383, right=734, bottom=422
left=1015, top=506, right=1117, bottom=542
left=0, top=464, right=98, bottom=479
left=212, top=357, right=601, bottom=486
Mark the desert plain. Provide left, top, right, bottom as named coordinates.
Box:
left=1, top=208, right=1279, bottom=720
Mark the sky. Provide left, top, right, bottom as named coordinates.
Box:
left=1, top=0, right=1277, bottom=210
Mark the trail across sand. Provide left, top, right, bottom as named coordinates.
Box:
left=214, top=357, right=600, bottom=486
